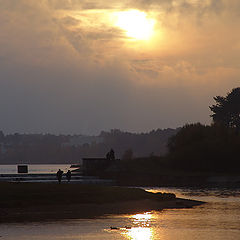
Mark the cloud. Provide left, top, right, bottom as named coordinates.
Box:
left=0, top=0, right=239, bottom=134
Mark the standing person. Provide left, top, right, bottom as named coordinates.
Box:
left=56, top=169, right=63, bottom=184
left=66, top=170, right=71, bottom=183
left=109, top=149, right=115, bottom=160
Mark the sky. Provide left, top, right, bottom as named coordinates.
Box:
left=0, top=0, right=240, bottom=135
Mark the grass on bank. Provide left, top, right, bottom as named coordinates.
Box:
left=0, top=182, right=175, bottom=208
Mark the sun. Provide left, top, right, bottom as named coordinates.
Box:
left=114, top=10, right=155, bottom=40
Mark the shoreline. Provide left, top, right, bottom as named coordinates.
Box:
left=1, top=198, right=203, bottom=223
left=0, top=182, right=204, bottom=223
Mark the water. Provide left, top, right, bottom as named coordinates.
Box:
left=0, top=187, right=240, bottom=240
left=0, top=164, right=72, bottom=174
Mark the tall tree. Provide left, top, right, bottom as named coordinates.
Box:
left=210, top=88, right=240, bottom=130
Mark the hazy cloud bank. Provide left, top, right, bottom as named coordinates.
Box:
left=0, top=0, right=239, bottom=134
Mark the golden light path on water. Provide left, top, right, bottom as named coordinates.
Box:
left=122, top=212, right=154, bottom=240
left=126, top=227, right=152, bottom=240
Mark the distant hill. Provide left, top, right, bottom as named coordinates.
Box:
left=0, top=128, right=179, bottom=164
left=99, top=128, right=179, bottom=158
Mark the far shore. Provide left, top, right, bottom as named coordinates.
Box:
left=0, top=182, right=204, bottom=223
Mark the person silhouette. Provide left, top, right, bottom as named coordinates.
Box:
left=56, top=169, right=63, bottom=184
left=66, top=170, right=71, bottom=183
left=109, top=149, right=115, bottom=160
left=106, top=149, right=115, bottom=161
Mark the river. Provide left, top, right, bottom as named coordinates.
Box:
left=0, top=187, right=239, bottom=240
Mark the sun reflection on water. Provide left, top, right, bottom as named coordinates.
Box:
left=132, top=213, right=152, bottom=227
left=126, top=227, right=152, bottom=240
left=123, top=212, right=154, bottom=240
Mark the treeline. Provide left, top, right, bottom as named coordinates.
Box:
left=167, top=123, right=240, bottom=172
left=167, top=87, right=240, bottom=173
left=0, top=128, right=178, bottom=164
left=113, top=88, right=240, bottom=179
left=104, top=123, right=240, bottom=187
left=100, top=128, right=178, bottom=158
left=0, top=133, right=77, bottom=164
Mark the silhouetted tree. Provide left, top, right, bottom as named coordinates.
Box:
left=210, top=87, right=240, bottom=130
left=167, top=123, right=240, bottom=172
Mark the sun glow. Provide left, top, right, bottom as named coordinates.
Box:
left=114, top=10, right=155, bottom=40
